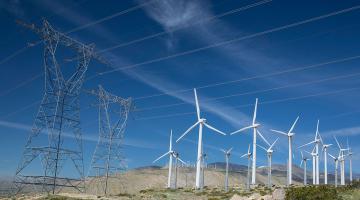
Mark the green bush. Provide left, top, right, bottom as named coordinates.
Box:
left=285, top=185, right=340, bottom=200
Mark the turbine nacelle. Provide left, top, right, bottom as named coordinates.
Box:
left=199, top=118, right=207, bottom=124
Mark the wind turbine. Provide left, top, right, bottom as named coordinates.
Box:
left=221, top=148, right=233, bottom=192
left=199, top=152, right=207, bottom=188
left=241, top=144, right=252, bottom=190
left=153, top=130, right=175, bottom=188
left=322, top=143, right=332, bottom=184
left=304, top=148, right=317, bottom=185
left=173, top=152, right=186, bottom=189
left=231, top=98, right=268, bottom=185
left=257, top=138, right=279, bottom=188
left=328, top=153, right=339, bottom=187
left=298, top=120, right=321, bottom=185
left=300, top=151, right=310, bottom=185
left=347, top=139, right=353, bottom=183
left=334, top=136, right=348, bottom=185
left=176, top=88, right=226, bottom=189
left=271, top=116, right=299, bottom=185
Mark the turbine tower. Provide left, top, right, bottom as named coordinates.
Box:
left=347, top=139, right=353, bottom=183
left=231, top=98, right=267, bottom=185
left=87, top=85, right=132, bottom=196
left=298, top=120, right=321, bottom=185
left=153, top=130, right=176, bottom=188
left=271, top=116, right=299, bottom=185
left=257, top=138, right=279, bottom=188
left=200, top=152, right=207, bottom=188
left=304, top=148, right=317, bottom=185
left=334, top=136, right=348, bottom=185
left=221, top=148, right=233, bottom=192
left=14, top=20, right=109, bottom=194
left=176, top=88, right=226, bottom=189
left=241, top=144, right=252, bottom=190
left=173, top=152, right=186, bottom=189
left=300, top=151, right=309, bottom=185
left=328, top=153, right=339, bottom=187
left=322, top=143, right=332, bottom=184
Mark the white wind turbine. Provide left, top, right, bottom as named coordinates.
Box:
left=221, top=147, right=233, bottom=192
left=241, top=144, right=252, bottom=190
left=176, top=88, right=226, bottom=189
left=271, top=116, right=299, bottom=185
left=200, top=152, right=207, bottom=188
left=298, top=120, right=321, bottom=185
left=322, top=143, right=332, bottom=184
left=347, top=139, right=353, bottom=183
left=153, top=130, right=175, bottom=188
left=334, top=136, right=349, bottom=186
left=304, top=147, right=317, bottom=185
left=173, top=152, right=186, bottom=189
left=231, top=98, right=269, bottom=185
left=300, top=151, right=310, bottom=185
left=257, top=138, right=279, bottom=188
left=328, top=153, right=339, bottom=187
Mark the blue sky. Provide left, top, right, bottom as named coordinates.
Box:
left=0, top=0, right=360, bottom=178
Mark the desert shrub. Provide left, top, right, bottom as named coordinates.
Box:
left=116, top=192, right=134, bottom=198
left=285, top=185, right=340, bottom=200
left=139, top=188, right=154, bottom=193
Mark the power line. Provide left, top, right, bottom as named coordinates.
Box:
left=135, top=70, right=360, bottom=112
left=66, top=0, right=154, bottom=34
left=97, top=5, right=360, bottom=75
left=4, top=4, right=359, bottom=101
left=136, top=86, right=360, bottom=121
left=98, top=0, right=273, bottom=53
left=4, top=54, right=360, bottom=120
left=0, top=1, right=153, bottom=99
left=0, top=0, right=152, bottom=66
left=132, top=54, right=360, bottom=101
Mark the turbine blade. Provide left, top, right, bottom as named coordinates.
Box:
left=269, top=137, right=279, bottom=150
left=271, top=129, right=288, bottom=136
left=315, top=120, right=320, bottom=140
left=240, top=153, right=248, bottom=158
left=153, top=151, right=170, bottom=163
left=333, top=135, right=341, bottom=149
left=301, top=151, right=304, bottom=159
left=248, top=144, right=251, bottom=154
left=289, top=116, right=299, bottom=133
left=300, top=159, right=303, bottom=167
left=328, top=153, right=336, bottom=160
left=220, top=148, right=226, bottom=153
left=298, top=140, right=316, bottom=149
left=176, top=121, right=200, bottom=142
left=194, top=88, right=201, bottom=120
left=231, top=125, right=254, bottom=135
left=252, top=98, right=258, bottom=124
left=177, top=157, right=187, bottom=165
left=169, top=129, right=173, bottom=151
left=256, top=144, right=267, bottom=152
left=257, top=129, right=270, bottom=146
left=227, top=147, right=233, bottom=154
left=204, top=122, right=226, bottom=136
left=304, top=150, right=310, bottom=154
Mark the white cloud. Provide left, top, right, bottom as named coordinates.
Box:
left=323, top=126, right=360, bottom=137
left=0, top=0, right=25, bottom=18
left=0, top=119, right=156, bottom=149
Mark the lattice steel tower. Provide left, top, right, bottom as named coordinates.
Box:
left=14, top=19, right=109, bottom=194
left=87, top=85, right=132, bottom=196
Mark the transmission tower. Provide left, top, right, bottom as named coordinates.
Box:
left=14, top=19, right=109, bottom=194
left=87, top=85, right=132, bottom=196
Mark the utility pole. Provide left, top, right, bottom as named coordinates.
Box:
left=87, top=85, right=132, bottom=196
left=14, top=19, right=109, bottom=194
